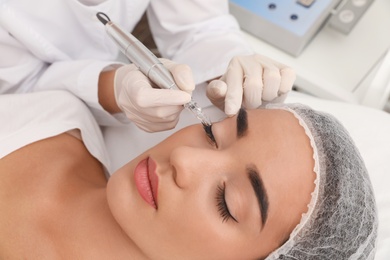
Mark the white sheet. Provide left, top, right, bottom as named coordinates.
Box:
left=103, top=91, right=390, bottom=259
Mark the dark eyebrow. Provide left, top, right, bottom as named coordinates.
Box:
left=238, top=109, right=268, bottom=227
left=237, top=108, right=248, bottom=138
left=247, top=165, right=269, bottom=229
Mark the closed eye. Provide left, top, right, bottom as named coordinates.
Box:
left=203, top=124, right=218, bottom=148
left=216, top=183, right=238, bottom=223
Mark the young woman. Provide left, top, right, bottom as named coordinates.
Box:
left=0, top=90, right=377, bottom=259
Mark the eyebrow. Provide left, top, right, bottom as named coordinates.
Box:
left=237, top=109, right=269, bottom=227
left=236, top=108, right=248, bottom=138
left=247, top=165, right=269, bottom=230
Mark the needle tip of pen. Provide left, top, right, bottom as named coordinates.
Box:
left=96, top=12, right=110, bottom=25
left=201, top=121, right=212, bottom=127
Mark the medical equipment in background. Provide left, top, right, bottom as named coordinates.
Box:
left=229, top=0, right=375, bottom=56
left=96, top=12, right=212, bottom=127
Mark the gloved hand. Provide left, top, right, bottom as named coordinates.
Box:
left=114, top=59, right=195, bottom=132
left=206, top=54, right=296, bottom=116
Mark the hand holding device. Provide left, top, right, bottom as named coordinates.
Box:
left=206, top=54, right=296, bottom=116
left=114, top=59, right=195, bottom=132
left=96, top=12, right=211, bottom=131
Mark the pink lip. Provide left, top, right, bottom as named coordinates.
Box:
left=134, top=157, right=159, bottom=209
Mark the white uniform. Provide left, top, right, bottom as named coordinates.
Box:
left=0, top=91, right=111, bottom=177
left=0, top=0, right=252, bottom=125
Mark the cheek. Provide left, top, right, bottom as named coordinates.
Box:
left=139, top=197, right=237, bottom=259
left=106, top=163, right=137, bottom=229
left=149, top=183, right=259, bottom=259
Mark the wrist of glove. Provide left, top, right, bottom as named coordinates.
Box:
left=113, top=59, right=195, bottom=132
left=206, top=54, right=296, bottom=116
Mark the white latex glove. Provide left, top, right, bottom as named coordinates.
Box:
left=114, top=59, right=195, bottom=132
left=206, top=54, right=296, bottom=116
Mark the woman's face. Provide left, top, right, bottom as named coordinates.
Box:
left=107, top=108, right=315, bottom=260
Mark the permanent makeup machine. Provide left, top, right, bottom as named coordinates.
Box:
left=229, top=0, right=375, bottom=56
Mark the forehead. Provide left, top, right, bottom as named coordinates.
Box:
left=245, top=108, right=315, bottom=185
left=246, top=108, right=315, bottom=235
left=245, top=108, right=311, bottom=155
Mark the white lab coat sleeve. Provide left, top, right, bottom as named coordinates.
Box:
left=147, top=0, right=254, bottom=84
left=0, top=26, right=127, bottom=126
left=33, top=60, right=128, bottom=126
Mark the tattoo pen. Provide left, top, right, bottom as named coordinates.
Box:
left=96, top=12, right=212, bottom=127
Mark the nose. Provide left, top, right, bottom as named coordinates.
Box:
left=169, top=146, right=230, bottom=189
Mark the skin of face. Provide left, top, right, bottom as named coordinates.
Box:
left=107, top=108, right=315, bottom=260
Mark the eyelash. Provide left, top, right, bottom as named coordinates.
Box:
left=216, top=183, right=237, bottom=223
left=203, top=125, right=235, bottom=222
left=203, top=124, right=218, bottom=148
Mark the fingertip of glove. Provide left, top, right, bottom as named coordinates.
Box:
left=225, top=112, right=236, bottom=117
left=177, top=75, right=195, bottom=93
left=170, top=64, right=195, bottom=92
left=207, top=80, right=227, bottom=97
left=173, top=90, right=192, bottom=104
left=225, top=105, right=239, bottom=117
